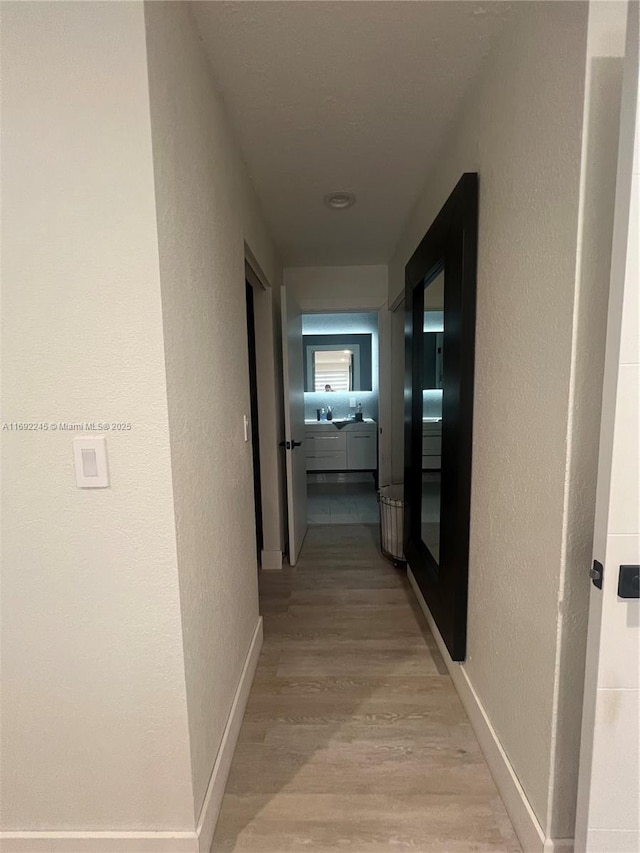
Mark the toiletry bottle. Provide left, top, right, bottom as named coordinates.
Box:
left=326, top=405, right=332, bottom=421
left=355, top=402, right=363, bottom=421
left=320, top=407, right=326, bottom=421
left=316, top=408, right=321, bottom=421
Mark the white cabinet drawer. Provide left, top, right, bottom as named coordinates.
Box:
left=347, top=430, right=377, bottom=470
left=305, top=430, right=347, bottom=452
left=422, top=424, right=442, bottom=436
left=306, top=450, right=347, bottom=471
left=422, top=454, right=441, bottom=470
left=422, top=435, right=442, bottom=455
left=304, top=425, right=377, bottom=471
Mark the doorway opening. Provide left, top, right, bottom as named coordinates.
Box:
left=245, top=280, right=263, bottom=564
left=301, top=311, right=380, bottom=527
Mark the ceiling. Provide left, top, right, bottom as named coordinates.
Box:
left=193, top=2, right=512, bottom=267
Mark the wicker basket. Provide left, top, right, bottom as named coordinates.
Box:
left=378, top=484, right=406, bottom=565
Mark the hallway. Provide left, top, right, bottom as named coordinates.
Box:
left=212, top=526, right=521, bottom=852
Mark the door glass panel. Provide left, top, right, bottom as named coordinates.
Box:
left=421, top=270, right=444, bottom=564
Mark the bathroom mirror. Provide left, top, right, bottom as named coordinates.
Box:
left=421, top=274, right=444, bottom=563
left=308, top=346, right=360, bottom=392
left=303, top=333, right=372, bottom=392
left=404, top=173, right=478, bottom=662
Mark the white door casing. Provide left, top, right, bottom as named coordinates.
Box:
left=576, top=5, right=640, bottom=850
left=281, top=286, right=308, bottom=565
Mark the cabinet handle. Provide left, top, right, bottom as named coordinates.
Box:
left=352, top=435, right=371, bottom=439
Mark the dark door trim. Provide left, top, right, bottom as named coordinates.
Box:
left=403, top=172, right=478, bottom=661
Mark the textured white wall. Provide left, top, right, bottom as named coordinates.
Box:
left=389, top=2, right=594, bottom=838
left=0, top=1, right=194, bottom=831
left=144, top=2, right=282, bottom=820
left=285, top=265, right=388, bottom=312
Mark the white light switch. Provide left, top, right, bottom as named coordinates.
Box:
left=73, top=436, right=109, bottom=488
left=350, top=397, right=356, bottom=408
left=81, top=448, right=98, bottom=477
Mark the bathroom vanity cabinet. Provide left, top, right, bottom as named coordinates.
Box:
left=304, top=420, right=377, bottom=472
left=422, top=420, right=442, bottom=470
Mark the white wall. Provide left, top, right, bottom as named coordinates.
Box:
left=1, top=1, right=285, bottom=845
left=0, top=0, right=194, bottom=833
left=144, top=1, right=282, bottom=821
left=576, top=4, right=640, bottom=850
left=285, top=264, right=388, bottom=312
left=389, top=2, right=623, bottom=844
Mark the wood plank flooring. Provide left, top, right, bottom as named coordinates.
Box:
left=211, top=525, right=521, bottom=853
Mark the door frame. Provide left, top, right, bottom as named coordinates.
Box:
left=280, top=285, right=308, bottom=565
left=292, top=302, right=391, bottom=486
left=575, top=3, right=639, bottom=845
left=244, top=251, right=286, bottom=570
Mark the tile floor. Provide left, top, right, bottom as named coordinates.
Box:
left=307, top=473, right=379, bottom=525
left=211, top=525, right=522, bottom=852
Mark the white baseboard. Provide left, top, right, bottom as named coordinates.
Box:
left=0, top=618, right=264, bottom=853
left=0, top=831, right=198, bottom=852
left=407, top=570, right=573, bottom=853
left=544, top=839, right=574, bottom=852
left=195, top=616, right=263, bottom=853
left=261, top=549, right=283, bottom=571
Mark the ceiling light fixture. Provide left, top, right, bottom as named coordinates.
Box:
left=324, top=191, right=356, bottom=210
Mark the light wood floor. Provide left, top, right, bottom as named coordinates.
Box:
left=211, top=525, right=521, bottom=853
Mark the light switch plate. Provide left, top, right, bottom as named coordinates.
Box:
left=73, top=436, right=109, bottom=487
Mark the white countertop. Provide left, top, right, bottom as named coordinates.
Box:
left=305, top=417, right=376, bottom=426
left=422, top=418, right=442, bottom=423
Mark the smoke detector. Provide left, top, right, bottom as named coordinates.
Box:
left=324, top=192, right=356, bottom=210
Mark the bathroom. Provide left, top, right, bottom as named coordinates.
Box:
left=302, top=311, right=379, bottom=525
